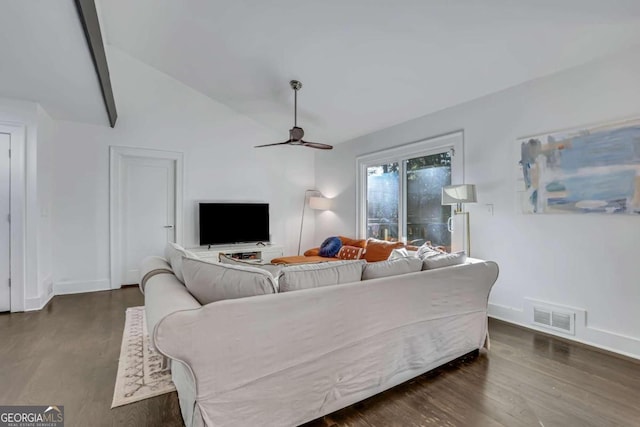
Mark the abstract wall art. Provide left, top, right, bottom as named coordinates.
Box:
left=517, top=118, right=640, bottom=214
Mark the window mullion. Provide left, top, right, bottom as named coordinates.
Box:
left=399, top=158, right=406, bottom=243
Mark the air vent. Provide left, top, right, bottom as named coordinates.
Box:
left=551, top=312, right=572, bottom=331
left=532, top=305, right=575, bottom=335
left=533, top=308, right=551, bottom=325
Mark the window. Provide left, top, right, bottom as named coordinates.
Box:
left=357, top=131, right=464, bottom=251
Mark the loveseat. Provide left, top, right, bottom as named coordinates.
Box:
left=140, top=245, right=499, bottom=427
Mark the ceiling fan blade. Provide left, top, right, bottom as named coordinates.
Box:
left=301, top=141, right=333, bottom=150
left=254, top=140, right=292, bottom=148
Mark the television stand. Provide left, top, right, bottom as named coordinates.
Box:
left=189, top=243, right=283, bottom=264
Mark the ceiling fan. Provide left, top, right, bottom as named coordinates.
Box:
left=255, top=80, right=333, bottom=150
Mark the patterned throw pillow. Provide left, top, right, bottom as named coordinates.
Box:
left=416, top=242, right=446, bottom=260
left=336, top=245, right=364, bottom=260
left=319, top=236, right=343, bottom=257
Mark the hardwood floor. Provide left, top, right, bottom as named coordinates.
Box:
left=1, top=288, right=638, bottom=427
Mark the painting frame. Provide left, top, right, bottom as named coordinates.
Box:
left=516, top=117, right=640, bottom=215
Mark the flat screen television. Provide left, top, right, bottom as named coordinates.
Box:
left=199, top=202, right=270, bottom=246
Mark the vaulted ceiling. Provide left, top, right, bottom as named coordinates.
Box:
left=98, top=0, right=640, bottom=143
left=0, top=1, right=106, bottom=124
left=2, top=1, right=640, bottom=143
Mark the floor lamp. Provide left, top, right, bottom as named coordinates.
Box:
left=441, top=184, right=477, bottom=256
left=298, top=190, right=331, bottom=255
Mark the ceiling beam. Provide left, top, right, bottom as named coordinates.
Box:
left=74, top=0, right=117, bottom=127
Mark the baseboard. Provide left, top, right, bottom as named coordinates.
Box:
left=54, top=279, right=111, bottom=295
left=24, top=290, right=54, bottom=311
left=488, top=303, right=640, bottom=361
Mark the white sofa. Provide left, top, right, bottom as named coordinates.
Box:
left=140, top=253, right=499, bottom=427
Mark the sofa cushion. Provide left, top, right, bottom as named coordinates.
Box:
left=182, top=257, right=277, bottom=305
left=362, top=257, right=423, bottom=280
left=319, top=236, right=343, bottom=257
left=219, top=253, right=283, bottom=277
left=337, top=245, right=364, bottom=260
left=363, top=238, right=404, bottom=262
left=164, top=242, right=198, bottom=283
left=421, top=251, right=467, bottom=270
left=278, top=260, right=365, bottom=293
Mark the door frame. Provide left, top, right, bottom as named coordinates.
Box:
left=0, top=122, right=27, bottom=312
left=109, top=146, right=184, bottom=289
left=355, top=130, right=465, bottom=244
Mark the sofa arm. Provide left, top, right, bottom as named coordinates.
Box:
left=139, top=256, right=173, bottom=294
left=144, top=273, right=201, bottom=350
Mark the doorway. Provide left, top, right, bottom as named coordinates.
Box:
left=357, top=131, right=465, bottom=252
left=0, top=122, right=26, bottom=313
left=110, top=147, right=183, bottom=288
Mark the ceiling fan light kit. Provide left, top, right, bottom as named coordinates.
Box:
left=255, top=80, right=333, bottom=150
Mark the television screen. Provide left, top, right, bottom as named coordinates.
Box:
left=199, top=203, right=270, bottom=246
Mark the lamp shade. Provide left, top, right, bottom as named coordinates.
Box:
left=441, top=184, right=477, bottom=205
left=309, top=196, right=331, bottom=210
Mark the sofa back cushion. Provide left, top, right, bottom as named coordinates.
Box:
left=362, top=257, right=423, bottom=280
left=164, top=242, right=198, bottom=283
left=421, top=251, right=467, bottom=270
left=218, top=254, right=283, bottom=277
left=363, top=238, right=405, bottom=262
left=278, top=260, right=365, bottom=293
left=182, top=257, right=277, bottom=305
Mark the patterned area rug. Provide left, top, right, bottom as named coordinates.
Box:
left=112, top=306, right=176, bottom=408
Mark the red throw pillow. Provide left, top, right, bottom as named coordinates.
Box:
left=337, top=245, right=364, bottom=260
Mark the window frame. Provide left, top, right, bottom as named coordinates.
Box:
left=355, top=131, right=465, bottom=242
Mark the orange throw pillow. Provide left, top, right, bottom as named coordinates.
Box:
left=338, top=236, right=367, bottom=249
left=337, top=245, right=364, bottom=260
left=363, top=238, right=404, bottom=262
left=304, top=247, right=320, bottom=257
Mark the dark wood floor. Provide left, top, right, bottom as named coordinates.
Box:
left=1, top=288, right=638, bottom=427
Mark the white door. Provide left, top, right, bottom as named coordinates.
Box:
left=0, top=133, right=10, bottom=312
left=121, top=156, right=176, bottom=285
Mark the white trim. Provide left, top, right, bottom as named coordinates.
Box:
left=54, top=279, right=111, bottom=295
left=109, top=146, right=184, bottom=289
left=355, top=130, right=465, bottom=242
left=24, top=290, right=54, bottom=311
left=0, top=122, right=26, bottom=312
left=488, top=302, right=640, bottom=360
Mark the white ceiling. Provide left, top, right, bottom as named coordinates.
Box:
left=2, top=1, right=640, bottom=140
left=0, top=1, right=107, bottom=124
left=97, top=0, right=640, bottom=144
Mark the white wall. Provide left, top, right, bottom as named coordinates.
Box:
left=314, top=45, right=640, bottom=359
left=50, top=46, right=315, bottom=294
left=36, top=105, right=54, bottom=301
